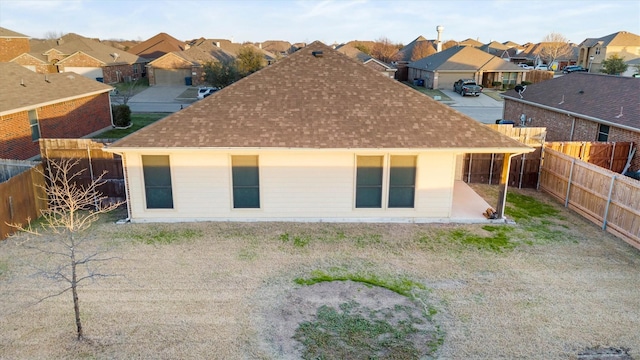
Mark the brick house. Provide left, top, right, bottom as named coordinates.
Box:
left=0, top=27, right=30, bottom=62
left=0, top=63, right=113, bottom=160
left=147, top=45, right=235, bottom=86
left=128, top=32, right=186, bottom=61
left=407, top=45, right=528, bottom=89
left=18, top=33, right=148, bottom=83
left=502, top=72, right=640, bottom=172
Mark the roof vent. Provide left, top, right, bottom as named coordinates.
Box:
left=21, top=79, right=26, bottom=87
left=578, top=90, right=584, bottom=94
left=312, top=51, right=323, bottom=57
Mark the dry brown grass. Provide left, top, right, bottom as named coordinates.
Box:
left=1, top=186, right=639, bottom=359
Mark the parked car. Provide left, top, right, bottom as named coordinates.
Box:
left=517, top=64, right=533, bottom=70
left=453, top=79, right=483, bottom=96
left=197, top=87, right=219, bottom=99
left=534, top=64, right=549, bottom=71
left=562, top=65, right=588, bottom=73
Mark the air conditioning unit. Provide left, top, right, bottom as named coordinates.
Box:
left=124, top=76, right=132, bottom=82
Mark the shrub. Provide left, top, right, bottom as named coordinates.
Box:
left=492, top=81, right=502, bottom=88
left=112, top=105, right=131, bottom=128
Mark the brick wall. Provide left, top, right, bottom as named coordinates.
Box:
left=102, top=63, right=137, bottom=84
left=0, top=93, right=112, bottom=160
left=504, top=99, right=640, bottom=171
left=0, top=38, right=30, bottom=62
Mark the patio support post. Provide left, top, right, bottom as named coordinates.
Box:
left=496, top=153, right=515, bottom=219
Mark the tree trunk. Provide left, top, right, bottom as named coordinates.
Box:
left=71, top=246, right=83, bottom=340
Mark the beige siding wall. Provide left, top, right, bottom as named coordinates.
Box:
left=122, top=149, right=457, bottom=222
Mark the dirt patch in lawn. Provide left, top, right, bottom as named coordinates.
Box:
left=0, top=186, right=639, bottom=359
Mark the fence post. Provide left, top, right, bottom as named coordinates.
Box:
left=602, top=175, right=617, bottom=230
left=87, top=145, right=98, bottom=209
left=609, top=142, right=616, bottom=170
left=565, top=159, right=576, bottom=208
left=519, top=152, right=526, bottom=189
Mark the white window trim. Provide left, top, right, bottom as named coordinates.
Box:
left=28, top=109, right=41, bottom=142
left=353, top=153, right=418, bottom=210
left=141, top=154, right=177, bottom=212
left=229, top=154, right=262, bottom=211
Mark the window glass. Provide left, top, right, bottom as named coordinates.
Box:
left=356, top=156, right=383, bottom=208
left=142, top=155, right=173, bottom=209
left=597, top=125, right=609, bottom=142
left=29, top=110, right=40, bottom=141
left=232, top=156, right=260, bottom=208
left=388, top=156, right=416, bottom=208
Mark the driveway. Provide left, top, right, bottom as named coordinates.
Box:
left=440, top=89, right=504, bottom=124
left=128, top=86, right=197, bottom=113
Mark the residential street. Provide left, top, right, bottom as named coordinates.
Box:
left=125, top=85, right=196, bottom=113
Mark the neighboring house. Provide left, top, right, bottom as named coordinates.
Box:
left=127, top=32, right=186, bottom=61
left=0, top=63, right=113, bottom=160
left=335, top=44, right=397, bottom=78
left=622, top=58, right=640, bottom=77
left=105, top=41, right=532, bottom=223
left=502, top=72, right=640, bottom=171
left=407, top=45, right=527, bottom=89
left=478, top=41, right=510, bottom=56
left=0, top=27, right=30, bottom=62
left=507, top=42, right=579, bottom=70
left=146, top=45, right=235, bottom=86
left=577, top=31, right=640, bottom=73
left=393, top=36, right=436, bottom=81
left=259, top=40, right=296, bottom=57
left=458, top=38, right=484, bottom=47
left=21, top=33, right=148, bottom=83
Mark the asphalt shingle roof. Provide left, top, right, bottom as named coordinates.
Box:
left=0, top=62, right=112, bottom=115
left=110, top=41, right=530, bottom=151
left=502, top=72, right=640, bottom=130
left=408, top=46, right=524, bottom=72
left=128, top=32, right=185, bottom=60
left=0, top=27, right=29, bottom=38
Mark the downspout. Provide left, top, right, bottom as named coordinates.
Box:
left=108, top=91, right=115, bottom=128
left=496, top=152, right=523, bottom=220
left=569, top=116, right=576, bottom=140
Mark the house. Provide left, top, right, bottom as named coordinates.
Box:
left=502, top=72, right=640, bottom=172
left=393, top=36, right=436, bottom=81
left=127, top=32, right=186, bottom=61
left=577, top=31, right=640, bottom=73
left=335, top=44, right=397, bottom=78
left=622, top=58, right=640, bottom=77
left=105, top=41, right=532, bottom=223
left=22, top=33, right=148, bottom=83
left=511, top=42, right=579, bottom=70
left=146, top=45, right=235, bottom=86
left=0, top=63, right=113, bottom=160
left=458, top=38, right=484, bottom=47
left=407, top=45, right=527, bottom=89
left=478, top=41, right=510, bottom=56
left=0, top=27, right=30, bottom=62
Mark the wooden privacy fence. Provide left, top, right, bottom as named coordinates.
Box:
left=39, top=138, right=125, bottom=204
left=539, top=148, right=640, bottom=250
left=0, top=160, right=47, bottom=240
left=546, top=141, right=633, bottom=174
left=463, top=125, right=546, bottom=188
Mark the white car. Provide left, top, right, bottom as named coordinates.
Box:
left=197, top=87, right=219, bottom=99
left=517, top=64, right=533, bottom=70
left=534, top=65, right=549, bottom=71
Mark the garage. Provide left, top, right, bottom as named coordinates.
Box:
left=154, top=68, right=191, bottom=86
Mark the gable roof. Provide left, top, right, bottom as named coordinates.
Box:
left=335, top=44, right=396, bottom=71
left=109, top=41, right=530, bottom=152
left=29, top=33, right=147, bottom=65
left=0, top=62, right=112, bottom=115
left=459, top=38, right=484, bottom=47
left=579, top=31, right=640, bottom=48
left=0, top=27, right=29, bottom=38
left=502, top=72, right=640, bottom=131
left=395, top=36, right=436, bottom=62
left=408, top=46, right=525, bottom=72
left=127, top=32, right=185, bottom=60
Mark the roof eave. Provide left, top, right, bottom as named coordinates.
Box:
left=104, top=146, right=534, bottom=154
left=502, top=95, right=640, bottom=133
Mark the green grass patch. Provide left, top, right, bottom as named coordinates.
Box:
left=128, top=227, right=202, bottom=245
left=94, top=113, right=168, bottom=139
left=505, top=192, right=561, bottom=221
left=279, top=232, right=311, bottom=247
left=450, top=225, right=516, bottom=252
left=294, top=300, right=437, bottom=359
left=294, top=269, right=426, bottom=297
left=402, top=81, right=452, bottom=101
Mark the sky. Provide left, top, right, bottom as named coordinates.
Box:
left=0, top=0, right=639, bottom=46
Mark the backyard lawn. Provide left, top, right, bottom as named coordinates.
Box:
left=0, top=185, right=638, bottom=359
left=95, top=112, right=168, bottom=139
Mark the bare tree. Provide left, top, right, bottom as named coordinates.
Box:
left=111, top=78, right=140, bottom=106
left=10, top=159, right=123, bottom=340
left=44, top=30, right=64, bottom=40
left=410, top=41, right=436, bottom=61
left=371, top=37, right=400, bottom=63
left=539, top=33, right=573, bottom=68
left=442, top=40, right=459, bottom=51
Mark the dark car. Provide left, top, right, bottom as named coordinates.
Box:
left=563, top=65, right=587, bottom=74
